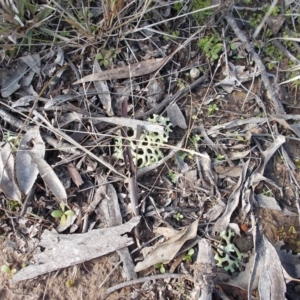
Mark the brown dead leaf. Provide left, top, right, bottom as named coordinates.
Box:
left=0, top=143, right=21, bottom=201
left=28, top=152, right=67, bottom=202
left=134, top=219, right=199, bottom=272
left=67, top=163, right=84, bottom=187
left=73, top=55, right=171, bottom=84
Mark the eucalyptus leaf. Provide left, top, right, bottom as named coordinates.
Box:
left=28, top=152, right=67, bottom=202
left=16, top=127, right=45, bottom=195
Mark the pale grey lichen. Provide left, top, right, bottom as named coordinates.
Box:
left=114, top=114, right=172, bottom=168
left=214, top=229, right=243, bottom=272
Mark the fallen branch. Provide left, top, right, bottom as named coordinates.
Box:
left=13, top=217, right=140, bottom=282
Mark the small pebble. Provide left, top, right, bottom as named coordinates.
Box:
left=190, top=68, right=200, bottom=79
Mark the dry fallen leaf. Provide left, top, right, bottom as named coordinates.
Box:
left=0, top=143, right=21, bottom=201
left=93, top=58, right=113, bottom=116
left=1, top=60, right=28, bottom=97
left=73, top=55, right=171, bottom=84
left=134, top=219, right=199, bottom=272
left=66, top=163, right=84, bottom=188
left=167, top=103, right=187, bottom=129
left=16, top=127, right=45, bottom=195
left=28, top=152, right=67, bottom=202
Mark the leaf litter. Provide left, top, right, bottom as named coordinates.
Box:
left=0, top=0, right=300, bottom=299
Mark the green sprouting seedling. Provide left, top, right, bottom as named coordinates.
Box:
left=6, top=200, right=21, bottom=211
left=198, top=34, right=222, bottom=61
left=294, top=158, right=300, bottom=169
left=173, top=1, right=184, bottom=13
left=190, top=134, right=201, bottom=145
left=163, top=30, right=180, bottom=41
left=66, top=279, right=76, bottom=288
left=262, top=188, right=273, bottom=197
left=207, top=103, right=219, bottom=115
left=173, top=212, right=184, bottom=221
left=96, top=48, right=120, bottom=67
left=183, top=248, right=195, bottom=263
left=168, top=171, right=178, bottom=184
left=154, top=263, right=166, bottom=273
left=4, top=133, right=22, bottom=152
left=214, top=229, right=243, bottom=272
left=191, top=0, right=213, bottom=23
left=51, top=203, right=74, bottom=226
left=215, top=153, right=225, bottom=161
left=178, top=151, right=188, bottom=161
left=1, top=264, right=17, bottom=278
left=77, top=7, right=93, bottom=22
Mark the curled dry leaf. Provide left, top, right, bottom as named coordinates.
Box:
left=16, top=127, right=45, bottom=195
left=0, top=143, right=21, bottom=201
left=212, top=160, right=249, bottom=233
left=1, top=60, right=28, bottom=97
left=73, top=55, right=171, bottom=84
left=28, top=152, right=67, bottom=202
left=134, top=218, right=199, bottom=272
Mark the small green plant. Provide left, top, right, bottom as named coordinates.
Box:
left=6, top=200, right=21, bottom=211
left=191, top=0, right=213, bottom=24
left=66, top=278, right=76, bottom=288
left=96, top=48, right=120, bottom=67
left=51, top=203, right=74, bottom=226
left=207, top=103, right=219, bottom=115
left=164, top=30, right=180, bottom=41
left=198, top=33, right=222, bottom=61
left=215, top=153, right=225, bottom=161
left=190, top=134, right=201, bottom=145
left=154, top=263, right=166, bottom=273
left=183, top=248, right=195, bottom=263
left=4, top=133, right=22, bottom=152
left=262, top=188, right=274, bottom=197
left=1, top=264, right=17, bottom=278
left=173, top=212, right=184, bottom=221
left=168, top=171, right=178, bottom=184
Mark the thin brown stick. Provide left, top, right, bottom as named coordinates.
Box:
left=136, top=75, right=208, bottom=120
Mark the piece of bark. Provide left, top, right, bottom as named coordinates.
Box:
left=12, top=216, right=140, bottom=282
left=193, top=239, right=216, bottom=300
left=99, top=180, right=137, bottom=280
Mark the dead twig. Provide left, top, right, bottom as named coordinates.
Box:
left=136, top=75, right=208, bottom=120
left=32, top=110, right=126, bottom=179
left=105, top=273, right=193, bottom=297
left=225, top=13, right=285, bottom=114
